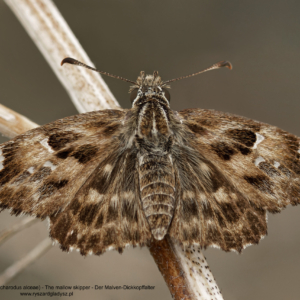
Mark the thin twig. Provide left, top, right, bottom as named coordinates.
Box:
left=0, top=217, right=39, bottom=246
left=0, top=104, right=38, bottom=139
left=0, top=238, right=52, bottom=285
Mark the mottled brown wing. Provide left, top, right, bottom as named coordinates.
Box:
left=169, top=108, right=300, bottom=252
left=50, top=146, right=151, bottom=255
left=0, top=109, right=151, bottom=254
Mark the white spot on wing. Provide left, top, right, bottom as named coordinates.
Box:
left=254, top=156, right=265, bottom=166
left=103, top=164, right=113, bottom=173
left=110, top=194, right=119, bottom=207
left=87, top=190, right=103, bottom=203
left=243, top=234, right=266, bottom=250
left=273, top=161, right=280, bottom=168
left=43, top=161, right=57, bottom=171
left=40, top=138, right=54, bottom=153
left=199, top=162, right=211, bottom=178
left=27, top=167, right=35, bottom=174
left=106, top=245, right=116, bottom=252
left=138, top=155, right=144, bottom=165
left=122, top=191, right=135, bottom=201
left=253, top=133, right=265, bottom=149
left=0, top=151, right=4, bottom=171
left=198, top=192, right=207, bottom=203
left=182, top=190, right=195, bottom=199
left=206, top=219, right=213, bottom=225
left=210, top=243, right=221, bottom=250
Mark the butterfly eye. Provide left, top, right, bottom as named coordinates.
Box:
left=162, top=88, right=170, bottom=102
left=130, top=88, right=139, bottom=103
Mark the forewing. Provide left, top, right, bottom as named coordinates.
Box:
left=170, top=109, right=300, bottom=252
left=0, top=109, right=126, bottom=218
left=0, top=108, right=152, bottom=254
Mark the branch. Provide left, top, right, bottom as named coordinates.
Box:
left=0, top=104, right=38, bottom=139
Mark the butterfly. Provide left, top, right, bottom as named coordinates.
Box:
left=0, top=58, right=299, bottom=256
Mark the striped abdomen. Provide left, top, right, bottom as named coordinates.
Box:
left=139, top=153, right=175, bottom=240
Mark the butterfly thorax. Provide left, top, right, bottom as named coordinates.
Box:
left=131, top=74, right=175, bottom=240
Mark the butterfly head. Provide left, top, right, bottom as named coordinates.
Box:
left=129, top=71, right=171, bottom=107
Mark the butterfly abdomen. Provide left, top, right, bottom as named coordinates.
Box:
left=138, top=153, right=175, bottom=240
left=135, top=100, right=176, bottom=240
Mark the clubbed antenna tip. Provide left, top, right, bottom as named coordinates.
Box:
left=219, top=61, right=232, bottom=70
left=61, top=57, right=136, bottom=84
left=162, top=60, right=232, bottom=85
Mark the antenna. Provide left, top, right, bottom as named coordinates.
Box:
left=162, top=61, right=232, bottom=85
left=61, top=58, right=232, bottom=87
left=61, top=57, right=136, bottom=84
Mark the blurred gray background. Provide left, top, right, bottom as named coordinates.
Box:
left=0, top=1, right=300, bottom=299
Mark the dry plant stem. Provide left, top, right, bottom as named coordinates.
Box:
left=0, top=104, right=38, bottom=139
left=2, top=1, right=223, bottom=299
left=173, top=243, right=223, bottom=300
left=150, top=237, right=224, bottom=300
left=4, top=0, right=120, bottom=113
left=0, top=238, right=52, bottom=285
left=0, top=218, right=39, bottom=246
